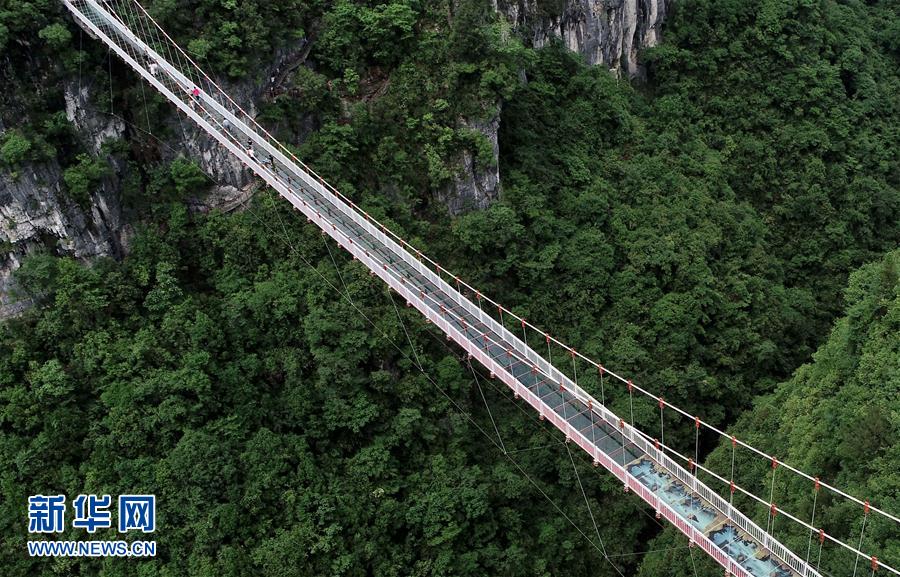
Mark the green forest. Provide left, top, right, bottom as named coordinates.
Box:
left=0, top=0, right=898, bottom=576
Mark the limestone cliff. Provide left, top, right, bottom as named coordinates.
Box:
left=0, top=84, right=127, bottom=317
left=440, top=0, right=670, bottom=214
left=439, top=108, right=502, bottom=216
left=496, top=0, right=670, bottom=77
left=0, top=76, right=255, bottom=316
left=0, top=2, right=672, bottom=311
left=0, top=37, right=310, bottom=315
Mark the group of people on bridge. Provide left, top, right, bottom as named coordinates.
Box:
left=142, top=53, right=280, bottom=177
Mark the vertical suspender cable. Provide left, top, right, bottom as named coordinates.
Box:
left=659, top=398, right=665, bottom=450
left=139, top=77, right=152, bottom=133
left=767, top=458, right=778, bottom=535
left=805, top=478, right=820, bottom=566
left=692, top=416, right=700, bottom=523
left=599, top=366, right=606, bottom=406
left=694, top=417, right=700, bottom=476
left=572, top=349, right=578, bottom=395
left=108, top=48, right=114, bottom=114
left=78, top=28, right=83, bottom=96
left=619, top=417, right=628, bottom=489
left=815, top=529, right=825, bottom=572
left=570, top=352, right=580, bottom=443
left=628, top=380, right=635, bottom=427
left=729, top=436, right=736, bottom=508
left=561, top=382, right=569, bottom=438
left=852, top=502, right=871, bottom=577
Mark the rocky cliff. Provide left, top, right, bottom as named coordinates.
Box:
left=0, top=157, right=125, bottom=316
left=440, top=0, right=670, bottom=214
left=0, top=75, right=253, bottom=317
left=0, top=36, right=315, bottom=315
left=0, top=82, right=127, bottom=317
left=439, top=107, right=502, bottom=216
left=0, top=2, right=672, bottom=311
left=496, top=0, right=670, bottom=77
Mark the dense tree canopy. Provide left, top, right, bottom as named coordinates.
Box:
left=1, top=199, right=647, bottom=576
left=0, top=0, right=897, bottom=575
left=639, top=249, right=900, bottom=577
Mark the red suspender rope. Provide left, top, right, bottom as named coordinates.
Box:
left=619, top=417, right=628, bottom=489
left=815, top=529, right=825, bottom=572
left=767, top=458, right=779, bottom=535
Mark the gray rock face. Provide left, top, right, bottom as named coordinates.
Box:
left=438, top=108, right=502, bottom=216
left=497, top=0, right=670, bottom=77
left=162, top=114, right=250, bottom=199
left=65, top=83, right=126, bottom=157
left=0, top=39, right=305, bottom=314
left=0, top=156, right=127, bottom=317
left=436, top=0, right=670, bottom=215
left=0, top=80, right=128, bottom=317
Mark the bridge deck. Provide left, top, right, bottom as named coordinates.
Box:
left=63, top=2, right=821, bottom=576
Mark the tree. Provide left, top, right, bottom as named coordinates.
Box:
left=37, top=22, right=71, bottom=51
left=0, top=131, right=32, bottom=166
left=63, top=154, right=110, bottom=208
